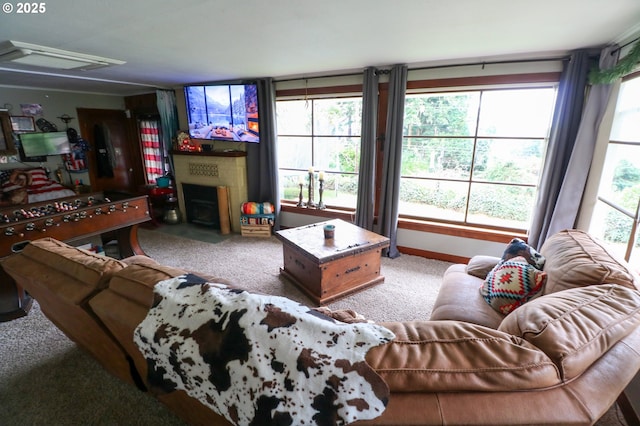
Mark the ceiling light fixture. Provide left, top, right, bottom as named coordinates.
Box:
left=0, top=40, right=125, bottom=71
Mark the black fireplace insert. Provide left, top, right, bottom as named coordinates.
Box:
left=182, top=183, right=220, bottom=228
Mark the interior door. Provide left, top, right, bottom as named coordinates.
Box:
left=77, top=108, right=142, bottom=194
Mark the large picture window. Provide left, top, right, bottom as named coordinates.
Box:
left=589, top=72, right=640, bottom=269
left=277, top=97, right=362, bottom=209
left=399, top=87, right=556, bottom=231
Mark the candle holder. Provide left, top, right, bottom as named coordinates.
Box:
left=296, top=183, right=305, bottom=207
left=317, top=178, right=326, bottom=209
left=307, top=171, right=316, bottom=208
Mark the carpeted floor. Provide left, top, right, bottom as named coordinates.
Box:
left=0, top=228, right=630, bottom=425
left=147, top=222, right=234, bottom=245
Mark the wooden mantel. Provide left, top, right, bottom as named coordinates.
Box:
left=172, top=151, right=248, bottom=233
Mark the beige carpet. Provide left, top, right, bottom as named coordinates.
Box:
left=136, top=229, right=451, bottom=323
left=0, top=228, right=629, bottom=425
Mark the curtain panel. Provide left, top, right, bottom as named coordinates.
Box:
left=375, top=64, right=408, bottom=258
left=156, top=89, right=180, bottom=177
left=528, top=51, right=591, bottom=248
left=529, top=47, right=617, bottom=249
left=139, top=119, right=163, bottom=184
left=355, top=67, right=380, bottom=230
left=246, top=78, right=281, bottom=230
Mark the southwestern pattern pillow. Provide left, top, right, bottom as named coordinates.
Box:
left=134, top=274, right=395, bottom=426
left=481, top=256, right=547, bottom=315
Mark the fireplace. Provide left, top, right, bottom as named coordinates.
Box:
left=182, top=183, right=220, bottom=228
left=172, top=152, right=248, bottom=233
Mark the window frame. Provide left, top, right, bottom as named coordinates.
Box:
left=277, top=72, right=562, bottom=240
left=276, top=84, right=364, bottom=210
left=590, top=70, right=640, bottom=264
left=397, top=74, right=559, bottom=234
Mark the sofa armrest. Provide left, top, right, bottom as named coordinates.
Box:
left=499, top=283, right=640, bottom=381
left=466, top=255, right=502, bottom=279
left=366, top=320, right=560, bottom=393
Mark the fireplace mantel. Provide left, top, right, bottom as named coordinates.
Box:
left=172, top=151, right=248, bottom=233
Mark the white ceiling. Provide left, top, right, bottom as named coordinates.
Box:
left=1, top=0, right=639, bottom=96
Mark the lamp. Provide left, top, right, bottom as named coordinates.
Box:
left=0, top=40, right=125, bottom=71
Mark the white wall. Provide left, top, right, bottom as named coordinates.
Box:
left=0, top=86, right=125, bottom=186
left=279, top=211, right=506, bottom=259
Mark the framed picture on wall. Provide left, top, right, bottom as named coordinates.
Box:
left=10, top=115, right=36, bottom=132
left=0, top=111, right=18, bottom=155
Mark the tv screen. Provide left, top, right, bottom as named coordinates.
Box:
left=19, top=132, right=72, bottom=157
left=185, top=83, right=259, bottom=143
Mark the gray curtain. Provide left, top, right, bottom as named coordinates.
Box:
left=246, top=78, right=281, bottom=230
left=375, top=64, right=407, bottom=258
left=156, top=89, right=180, bottom=176
left=355, top=67, right=379, bottom=230
left=528, top=48, right=617, bottom=249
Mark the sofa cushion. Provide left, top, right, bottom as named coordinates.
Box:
left=480, top=256, right=547, bottom=315
left=366, top=320, right=560, bottom=392
left=121, top=255, right=159, bottom=267
left=108, top=262, right=187, bottom=308
left=499, top=284, right=640, bottom=381
left=540, top=229, right=640, bottom=294
left=430, top=264, right=506, bottom=328
left=2, top=237, right=127, bottom=304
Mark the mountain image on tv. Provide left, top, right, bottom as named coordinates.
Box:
left=185, top=83, right=259, bottom=143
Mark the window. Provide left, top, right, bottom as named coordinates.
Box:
left=589, top=73, right=640, bottom=270
left=276, top=97, right=362, bottom=209
left=399, top=87, right=556, bottom=231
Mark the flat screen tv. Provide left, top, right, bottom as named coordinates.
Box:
left=184, top=83, right=259, bottom=143
left=19, top=131, right=72, bottom=158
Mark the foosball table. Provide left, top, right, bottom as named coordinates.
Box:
left=0, top=192, right=151, bottom=321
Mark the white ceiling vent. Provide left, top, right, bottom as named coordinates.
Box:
left=0, top=40, right=125, bottom=71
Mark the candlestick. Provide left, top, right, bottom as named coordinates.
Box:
left=296, top=182, right=305, bottom=207
left=307, top=170, right=316, bottom=208
left=317, top=177, right=326, bottom=209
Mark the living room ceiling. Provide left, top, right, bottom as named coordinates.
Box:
left=0, top=0, right=639, bottom=96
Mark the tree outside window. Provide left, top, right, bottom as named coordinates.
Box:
left=276, top=97, right=362, bottom=208
left=399, top=87, right=556, bottom=231
left=589, top=73, right=640, bottom=270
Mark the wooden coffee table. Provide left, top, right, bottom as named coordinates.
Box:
left=275, top=219, right=390, bottom=305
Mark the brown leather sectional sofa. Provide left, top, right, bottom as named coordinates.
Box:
left=2, top=229, right=640, bottom=425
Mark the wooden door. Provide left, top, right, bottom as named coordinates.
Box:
left=77, top=108, right=143, bottom=194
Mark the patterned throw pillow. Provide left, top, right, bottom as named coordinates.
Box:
left=501, top=238, right=546, bottom=270
left=480, top=256, right=547, bottom=315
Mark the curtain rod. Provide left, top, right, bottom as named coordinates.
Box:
left=409, top=56, right=570, bottom=72
left=274, top=56, right=569, bottom=83
left=612, top=36, right=640, bottom=55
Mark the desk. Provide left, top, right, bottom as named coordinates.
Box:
left=276, top=219, right=389, bottom=305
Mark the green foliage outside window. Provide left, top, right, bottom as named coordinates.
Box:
left=604, top=160, right=640, bottom=244
left=400, top=88, right=555, bottom=229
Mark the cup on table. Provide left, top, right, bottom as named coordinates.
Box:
left=323, top=224, right=335, bottom=239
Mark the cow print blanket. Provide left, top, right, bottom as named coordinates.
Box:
left=133, top=274, right=395, bottom=426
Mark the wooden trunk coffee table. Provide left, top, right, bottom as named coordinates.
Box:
left=275, top=219, right=390, bottom=305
